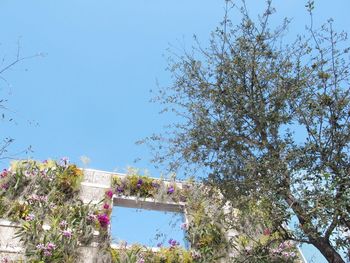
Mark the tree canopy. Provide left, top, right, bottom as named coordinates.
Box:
left=147, top=1, right=350, bottom=262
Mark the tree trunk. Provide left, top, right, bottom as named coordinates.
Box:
left=284, top=193, right=345, bottom=263
left=310, top=238, right=345, bottom=263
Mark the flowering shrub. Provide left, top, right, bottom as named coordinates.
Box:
left=0, top=159, right=111, bottom=262
left=233, top=235, right=299, bottom=263
left=109, top=173, right=228, bottom=263
left=0, top=161, right=302, bottom=263
left=111, top=170, right=185, bottom=203
left=110, top=244, right=194, bottom=263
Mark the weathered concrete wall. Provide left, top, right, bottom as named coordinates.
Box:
left=0, top=220, right=24, bottom=261
left=79, top=169, right=113, bottom=203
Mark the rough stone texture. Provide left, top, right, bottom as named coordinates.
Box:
left=82, top=169, right=113, bottom=187
left=0, top=220, right=24, bottom=262
left=79, top=183, right=109, bottom=204
left=78, top=245, right=100, bottom=263
left=0, top=221, right=22, bottom=251
left=0, top=252, right=24, bottom=262
left=114, top=196, right=185, bottom=212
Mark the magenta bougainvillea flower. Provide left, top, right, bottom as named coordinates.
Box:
left=105, top=190, right=113, bottom=199
left=97, top=214, right=110, bottom=228
left=103, top=203, right=110, bottom=210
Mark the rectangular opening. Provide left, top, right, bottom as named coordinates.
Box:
left=111, top=206, right=188, bottom=249
left=113, top=196, right=185, bottom=213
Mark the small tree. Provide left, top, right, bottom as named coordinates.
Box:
left=147, top=1, right=350, bottom=262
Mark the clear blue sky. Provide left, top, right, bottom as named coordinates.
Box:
left=1, top=0, right=349, bottom=261
left=111, top=207, right=187, bottom=248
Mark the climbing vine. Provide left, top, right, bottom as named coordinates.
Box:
left=0, top=159, right=110, bottom=262
left=110, top=170, right=228, bottom=262
left=0, top=160, right=301, bottom=262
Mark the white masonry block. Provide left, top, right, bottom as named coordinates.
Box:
left=82, top=169, right=113, bottom=188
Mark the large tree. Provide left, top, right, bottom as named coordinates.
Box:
left=147, top=1, right=350, bottom=262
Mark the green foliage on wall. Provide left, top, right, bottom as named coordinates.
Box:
left=0, top=160, right=301, bottom=262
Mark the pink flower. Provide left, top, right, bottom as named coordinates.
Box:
left=62, top=229, right=72, bottom=238
left=263, top=228, right=271, bottom=236
left=25, top=214, right=35, bottom=221
left=103, top=203, right=110, bottom=210
left=278, top=242, right=287, bottom=250
left=46, top=242, right=56, bottom=251
left=191, top=250, right=201, bottom=259
left=44, top=250, right=52, bottom=257
left=105, top=190, right=113, bottom=199
left=37, top=242, right=56, bottom=256
left=87, top=213, right=97, bottom=222
left=28, top=194, right=47, bottom=203
left=0, top=169, right=8, bottom=178
left=97, top=214, right=110, bottom=228
left=59, top=220, right=68, bottom=228
left=1, top=183, right=9, bottom=190
left=36, top=243, right=45, bottom=250
left=180, top=223, right=188, bottom=230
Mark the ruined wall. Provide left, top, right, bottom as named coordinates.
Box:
left=0, top=169, right=188, bottom=262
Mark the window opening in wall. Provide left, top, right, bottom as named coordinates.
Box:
left=111, top=206, right=188, bottom=249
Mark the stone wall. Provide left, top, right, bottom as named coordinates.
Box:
left=0, top=169, right=189, bottom=262
left=0, top=168, right=306, bottom=263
